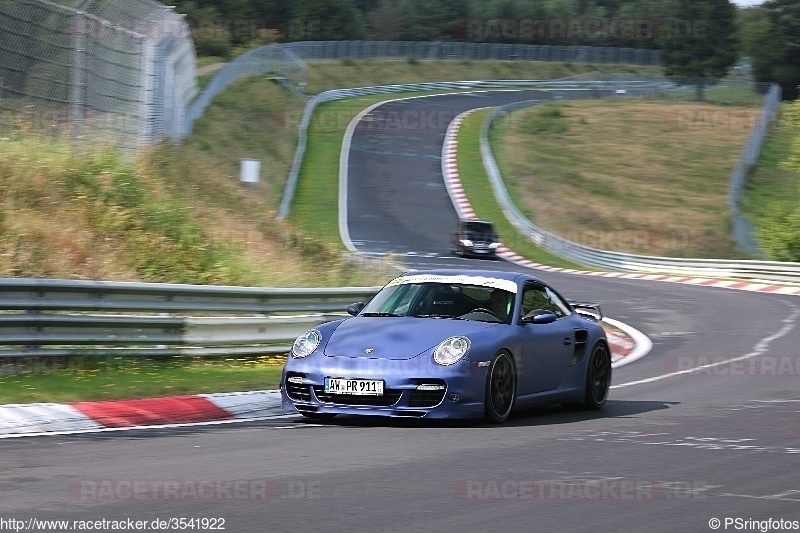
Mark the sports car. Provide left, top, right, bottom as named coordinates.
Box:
left=449, top=219, right=501, bottom=258
left=280, top=269, right=611, bottom=423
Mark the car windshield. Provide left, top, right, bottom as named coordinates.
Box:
left=361, top=281, right=515, bottom=324
left=463, top=222, right=495, bottom=240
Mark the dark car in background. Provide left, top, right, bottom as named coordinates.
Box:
left=450, top=219, right=501, bottom=258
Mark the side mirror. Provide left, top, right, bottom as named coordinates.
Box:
left=347, top=302, right=366, bottom=316
left=521, top=309, right=557, bottom=325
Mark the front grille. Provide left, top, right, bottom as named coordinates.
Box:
left=313, top=386, right=402, bottom=407
left=285, top=372, right=311, bottom=401
left=409, top=380, right=447, bottom=407
left=408, top=389, right=446, bottom=408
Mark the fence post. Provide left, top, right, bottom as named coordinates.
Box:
left=69, top=11, right=86, bottom=143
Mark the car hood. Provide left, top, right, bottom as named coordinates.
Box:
left=323, top=317, right=496, bottom=360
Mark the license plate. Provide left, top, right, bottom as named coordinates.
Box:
left=324, top=378, right=384, bottom=396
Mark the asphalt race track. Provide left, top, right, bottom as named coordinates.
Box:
left=3, top=91, right=799, bottom=533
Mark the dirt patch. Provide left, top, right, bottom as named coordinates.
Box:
left=196, top=62, right=227, bottom=75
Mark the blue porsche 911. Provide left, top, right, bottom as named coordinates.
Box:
left=280, top=269, right=611, bottom=423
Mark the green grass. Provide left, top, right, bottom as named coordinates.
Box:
left=0, top=355, right=285, bottom=404
left=300, top=60, right=660, bottom=96
left=740, top=115, right=798, bottom=222
left=491, top=99, right=756, bottom=258
left=519, top=104, right=570, bottom=135
left=702, top=85, right=767, bottom=107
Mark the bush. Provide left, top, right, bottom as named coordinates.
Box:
left=521, top=104, right=569, bottom=135
left=758, top=203, right=800, bottom=261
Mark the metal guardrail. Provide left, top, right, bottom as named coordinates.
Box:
left=475, top=97, right=800, bottom=284
left=0, top=279, right=380, bottom=358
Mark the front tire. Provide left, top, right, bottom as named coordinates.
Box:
left=583, top=342, right=611, bottom=409
left=484, top=351, right=516, bottom=423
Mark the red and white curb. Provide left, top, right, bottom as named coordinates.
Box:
left=0, top=390, right=288, bottom=438
left=441, top=109, right=800, bottom=298
left=606, top=331, right=633, bottom=360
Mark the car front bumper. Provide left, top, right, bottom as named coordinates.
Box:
left=461, top=244, right=497, bottom=258
left=281, top=355, right=489, bottom=419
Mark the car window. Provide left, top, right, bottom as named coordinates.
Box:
left=362, top=282, right=514, bottom=323
left=463, top=222, right=495, bottom=239
left=545, top=287, right=572, bottom=317
left=521, top=283, right=572, bottom=319
left=365, top=283, right=421, bottom=315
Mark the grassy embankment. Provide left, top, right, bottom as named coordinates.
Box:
left=488, top=94, right=764, bottom=259
left=0, top=60, right=662, bottom=404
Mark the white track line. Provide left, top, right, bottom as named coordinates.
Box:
left=611, top=304, right=799, bottom=389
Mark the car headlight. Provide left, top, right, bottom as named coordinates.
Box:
left=459, top=239, right=473, bottom=247
left=292, top=329, right=321, bottom=358
left=433, top=336, right=471, bottom=366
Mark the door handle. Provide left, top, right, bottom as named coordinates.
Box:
left=563, top=337, right=572, bottom=346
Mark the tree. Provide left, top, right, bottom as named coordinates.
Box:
left=283, top=0, right=366, bottom=41
left=395, top=0, right=474, bottom=41
left=660, top=0, right=739, bottom=99
left=366, top=0, right=407, bottom=41
left=740, top=0, right=800, bottom=100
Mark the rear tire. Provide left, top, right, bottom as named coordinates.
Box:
left=484, top=351, right=516, bottom=423
left=583, top=342, right=611, bottom=409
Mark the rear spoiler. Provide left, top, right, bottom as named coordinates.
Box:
left=569, top=301, right=603, bottom=321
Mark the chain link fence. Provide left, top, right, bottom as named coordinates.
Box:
left=0, top=0, right=196, bottom=151
left=283, top=40, right=661, bottom=65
